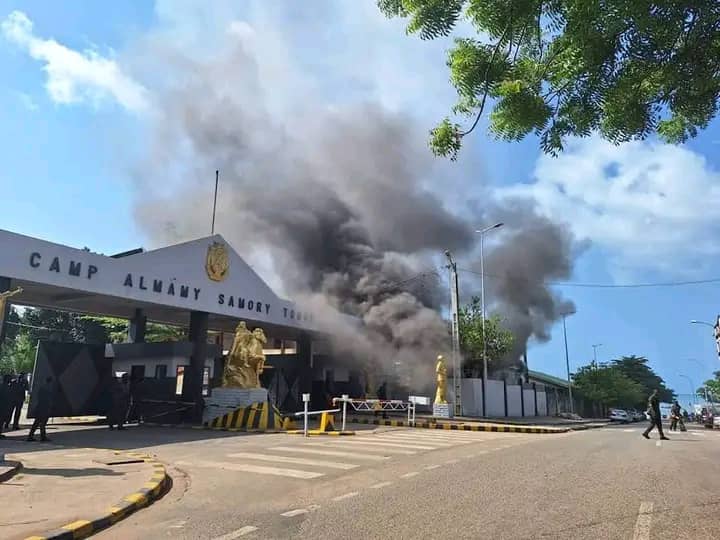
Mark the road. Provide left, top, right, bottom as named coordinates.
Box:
left=52, top=421, right=714, bottom=540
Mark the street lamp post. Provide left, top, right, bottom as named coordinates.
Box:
left=592, top=343, right=602, bottom=368
left=562, top=313, right=574, bottom=414
left=475, top=223, right=504, bottom=417
left=678, top=374, right=695, bottom=408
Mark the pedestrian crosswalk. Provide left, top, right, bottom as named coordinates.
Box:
left=177, top=428, right=530, bottom=482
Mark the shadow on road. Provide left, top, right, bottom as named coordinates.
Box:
left=19, top=466, right=124, bottom=477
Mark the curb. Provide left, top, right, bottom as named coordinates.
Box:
left=25, top=451, right=170, bottom=540
left=348, top=417, right=569, bottom=434
left=286, top=430, right=356, bottom=436
left=0, top=459, right=22, bottom=482
left=142, top=422, right=284, bottom=434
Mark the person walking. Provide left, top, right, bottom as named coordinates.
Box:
left=643, top=389, right=669, bottom=440
left=0, top=375, right=8, bottom=438
left=109, top=374, right=130, bottom=430
left=0, top=374, right=12, bottom=430
left=669, top=400, right=680, bottom=431
left=8, top=373, right=28, bottom=430
left=27, top=376, right=54, bottom=442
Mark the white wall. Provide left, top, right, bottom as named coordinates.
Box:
left=112, top=356, right=214, bottom=378
left=486, top=379, right=505, bottom=417
left=461, top=378, right=483, bottom=417
left=523, top=388, right=536, bottom=416
left=536, top=391, right=548, bottom=416
left=506, top=385, right=522, bottom=417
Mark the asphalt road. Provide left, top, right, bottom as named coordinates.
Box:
left=20, top=421, right=720, bottom=539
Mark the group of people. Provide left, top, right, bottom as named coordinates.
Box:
left=642, top=390, right=687, bottom=439
left=0, top=373, right=29, bottom=435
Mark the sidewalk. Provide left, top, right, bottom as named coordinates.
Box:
left=0, top=438, right=168, bottom=540
left=348, top=413, right=609, bottom=433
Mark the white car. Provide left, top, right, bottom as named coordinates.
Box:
left=609, top=409, right=631, bottom=423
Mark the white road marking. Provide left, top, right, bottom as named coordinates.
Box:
left=369, top=436, right=453, bottom=447
left=656, top=440, right=662, bottom=447
left=281, top=509, right=309, bottom=517
left=424, top=464, right=441, bottom=470
left=270, top=446, right=388, bottom=461
left=227, top=452, right=359, bottom=470
left=370, top=481, right=393, bottom=489
left=213, top=525, right=259, bottom=539
left=632, top=501, right=653, bottom=540
left=305, top=441, right=417, bottom=455
left=400, top=471, right=420, bottom=478
left=332, top=491, right=359, bottom=501
left=623, top=428, right=634, bottom=432
left=325, top=439, right=437, bottom=450
left=176, top=459, right=324, bottom=479
left=692, top=432, right=706, bottom=437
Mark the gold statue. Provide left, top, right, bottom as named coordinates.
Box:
left=0, top=287, right=23, bottom=333
left=434, top=354, right=448, bottom=404
left=222, top=322, right=267, bottom=389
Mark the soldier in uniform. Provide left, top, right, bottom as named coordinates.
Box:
left=8, top=373, right=28, bottom=430
left=109, top=374, right=130, bottom=430
left=27, top=376, right=54, bottom=442
left=643, top=389, right=669, bottom=440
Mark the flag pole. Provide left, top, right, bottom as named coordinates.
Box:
left=211, top=170, right=219, bottom=234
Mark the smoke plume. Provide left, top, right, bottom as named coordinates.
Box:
left=130, top=17, right=578, bottom=387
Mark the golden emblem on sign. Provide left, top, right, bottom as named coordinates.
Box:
left=206, top=241, right=229, bottom=282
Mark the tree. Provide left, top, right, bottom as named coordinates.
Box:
left=458, top=296, right=514, bottom=376
left=698, top=371, right=720, bottom=400
left=0, top=332, right=37, bottom=375
left=378, top=1, right=720, bottom=159
left=572, top=364, right=645, bottom=411
left=82, top=316, right=186, bottom=344
left=611, top=355, right=674, bottom=403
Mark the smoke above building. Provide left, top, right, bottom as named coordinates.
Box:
left=130, top=21, right=577, bottom=387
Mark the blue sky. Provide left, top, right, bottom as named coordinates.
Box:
left=2, top=1, right=720, bottom=397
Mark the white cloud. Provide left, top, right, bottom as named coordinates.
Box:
left=2, top=10, right=149, bottom=112
left=497, top=137, right=720, bottom=278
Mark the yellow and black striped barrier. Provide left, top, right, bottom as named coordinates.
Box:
left=204, top=401, right=287, bottom=432
left=24, top=451, right=170, bottom=540
left=348, top=417, right=570, bottom=434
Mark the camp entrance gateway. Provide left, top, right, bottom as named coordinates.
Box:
left=0, top=228, right=343, bottom=423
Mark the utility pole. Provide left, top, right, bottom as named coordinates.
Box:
left=562, top=314, right=574, bottom=414
left=445, top=250, right=462, bottom=417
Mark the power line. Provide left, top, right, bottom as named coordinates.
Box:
left=457, top=268, right=720, bottom=289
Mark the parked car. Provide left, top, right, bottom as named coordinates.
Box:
left=609, top=409, right=631, bottom=423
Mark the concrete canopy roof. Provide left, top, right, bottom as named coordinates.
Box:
left=0, top=228, right=339, bottom=339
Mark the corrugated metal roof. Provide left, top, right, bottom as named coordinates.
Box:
left=528, top=369, right=570, bottom=388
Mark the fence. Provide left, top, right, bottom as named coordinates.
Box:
left=461, top=378, right=553, bottom=417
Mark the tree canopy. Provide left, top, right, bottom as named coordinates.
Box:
left=378, top=0, right=720, bottom=159
left=572, top=364, right=645, bottom=409
left=458, top=296, right=514, bottom=375
left=611, top=355, right=674, bottom=403
left=0, top=308, right=186, bottom=375
left=572, top=355, right=674, bottom=410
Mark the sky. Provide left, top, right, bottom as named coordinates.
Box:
left=2, top=0, right=720, bottom=397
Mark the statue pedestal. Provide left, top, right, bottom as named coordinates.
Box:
left=432, top=403, right=454, bottom=419
left=203, top=387, right=268, bottom=424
